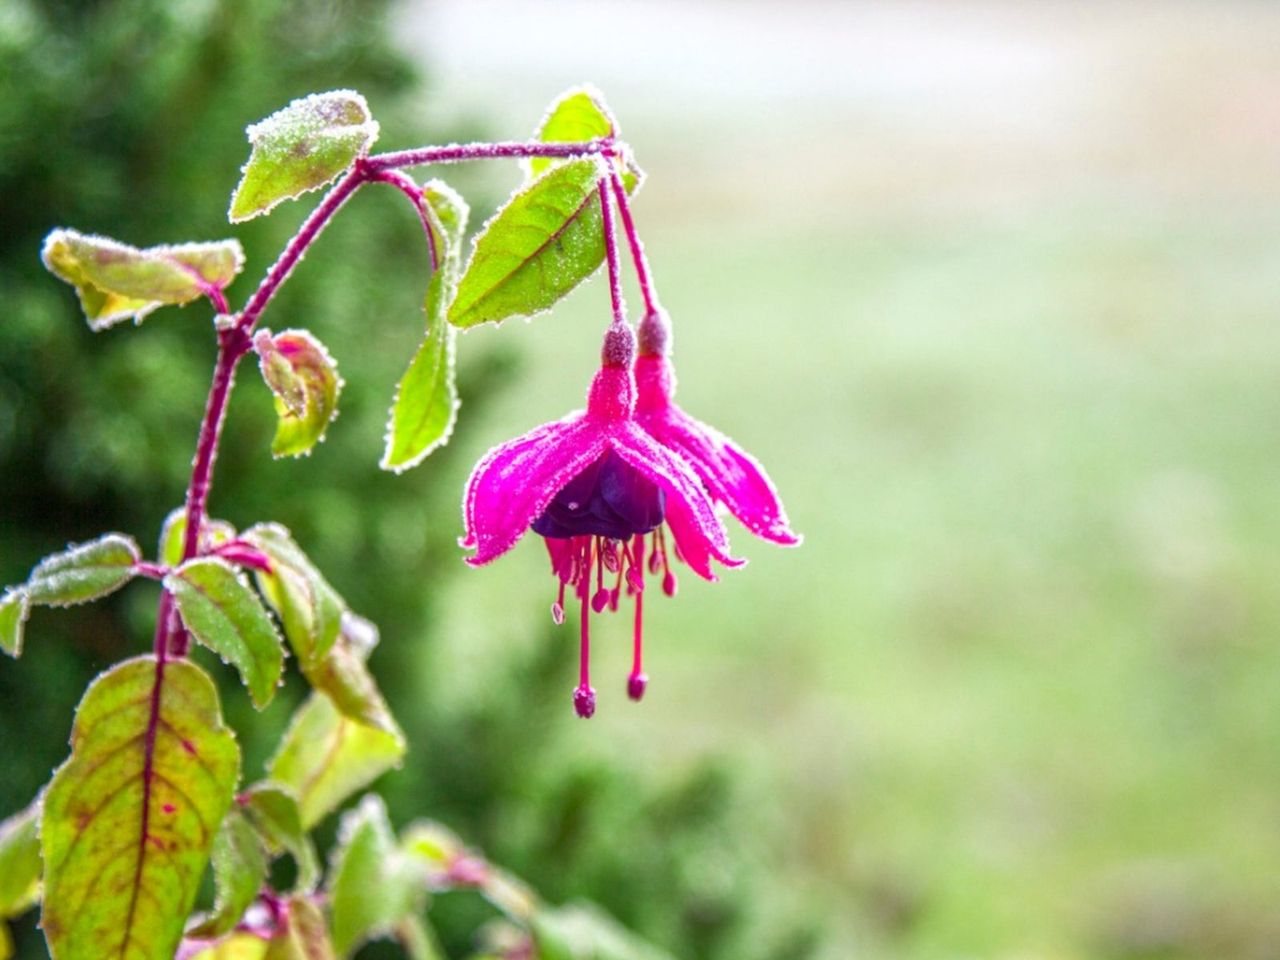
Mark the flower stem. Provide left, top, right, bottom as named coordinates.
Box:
left=598, top=178, right=627, bottom=326
left=609, top=171, right=660, bottom=317
left=365, top=137, right=613, bottom=173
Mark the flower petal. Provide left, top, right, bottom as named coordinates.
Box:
left=608, top=422, right=742, bottom=580
left=651, top=406, right=801, bottom=546
left=462, top=418, right=606, bottom=565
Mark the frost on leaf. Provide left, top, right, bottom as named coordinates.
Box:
left=41, top=229, right=244, bottom=330
left=382, top=181, right=469, bottom=472
left=254, top=330, right=343, bottom=459
left=448, top=157, right=617, bottom=328
left=527, top=84, right=643, bottom=190
left=22, top=532, right=140, bottom=608
left=229, top=90, right=379, bottom=223
left=166, top=557, right=286, bottom=710
left=0, top=590, right=29, bottom=659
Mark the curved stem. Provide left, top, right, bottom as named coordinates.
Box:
left=608, top=171, right=660, bottom=317
left=370, top=169, right=438, bottom=270
left=598, top=179, right=626, bottom=326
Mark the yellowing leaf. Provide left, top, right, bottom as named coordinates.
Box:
left=42, top=657, right=240, bottom=960
left=254, top=331, right=343, bottom=459
left=41, top=229, right=244, bottom=330
left=230, top=91, right=379, bottom=223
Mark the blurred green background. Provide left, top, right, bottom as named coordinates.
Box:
left=4, top=1, right=1280, bottom=959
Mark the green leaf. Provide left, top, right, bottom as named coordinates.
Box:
left=230, top=90, right=379, bottom=223
left=381, top=182, right=469, bottom=472
left=300, top=614, right=398, bottom=735
left=328, top=796, right=427, bottom=956
left=189, top=807, right=267, bottom=938
left=24, top=532, right=140, bottom=607
left=532, top=903, right=677, bottom=960
left=239, top=783, right=320, bottom=893
left=159, top=508, right=237, bottom=569
left=241, top=524, right=345, bottom=667
left=166, top=558, right=286, bottom=710
left=186, top=933, right=270, bottom=960
left=0, top=799, right=41, bottom=917
left=268, top=693, right=404, bottom=830
left=265, top=897, right=335, bottom=960
left=42, top=229, right=244, bottom=331
left=528, top=85, right=619, bottom=180
left=42, top=656, right=240, bottom=960
left=396, top=916, right=445, bottom=960
left=0, top=590, right=29, bottom=659
left=449, top=157, right=620, bottom=328
left=254, top=331, right=343, bottom=459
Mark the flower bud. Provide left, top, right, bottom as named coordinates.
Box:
left=601, top=321, right=636, bottom=368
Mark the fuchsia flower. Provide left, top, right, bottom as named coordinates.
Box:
left=633, top=309, right=801, bottom=548
left=461, top=322, right=742, bottom=717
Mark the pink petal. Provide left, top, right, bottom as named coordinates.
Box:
left=463, top=418, right=606, bottom=565
left=652, top=406, right=801, bottom=546
left=608, top=422, right=742, bottom=580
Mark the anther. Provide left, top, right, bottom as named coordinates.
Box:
left=573, top=684, right=597, bottom=718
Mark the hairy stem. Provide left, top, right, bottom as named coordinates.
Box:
left=608, top=170, right=661, bottom=317
left=598, top=179, right=627, bottom=326
left=365, top=137, right=613, bottom=173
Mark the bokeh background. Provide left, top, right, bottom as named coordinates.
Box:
left=3, top=1, right=1280, bottom=958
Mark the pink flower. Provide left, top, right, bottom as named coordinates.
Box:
left=635, top=310, right=801, bottom=547
left=461, top=323, right=742, bottom=717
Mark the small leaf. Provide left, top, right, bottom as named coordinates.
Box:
left=24, top=532, right=140, bottom=607
left=0, top=799, right=41, bottom=917
left=527, top=85, right=618, bottom=180
left=230, top=90, right=379, bottom=223
left=448, top=157, right=635, bottom=328
left=328, top=796, right=427, bottom=956
left=241, top=523, right=345, bottom=666
left=254, top=331, right=342, bottom=459
left=42, top=657, right=240, bottom=960
left=166, top=558, right=286, bottom=710
left=400, top=822, right=536, bottom=921
left=255, top=332, right=308, bottom=417
left=381, top=182, right=469, bottom=472
left=269, top=693, right=404, bottom=829
left=190, top=808, right=268, bottom=938
left=265, top=897, right=335, bottom=960
left=42, top=229, right=244, bottom=330
left=159, top=508, right=238, bottom=568
left=240, top=783, right=320, bottom=893
left=0, top=591, right=29, bottom=659
left=301, top=614, right=398, bottom=735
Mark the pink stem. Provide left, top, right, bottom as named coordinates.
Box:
left=608, top=171, right=660, bottom=317
left=365, top=137, right=613, bottom=173
left=597, top=179, right=626, bottom=326
left=370, top=169, right=438, bottom=270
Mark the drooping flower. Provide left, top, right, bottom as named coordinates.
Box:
left=634, top=309, right=801, bottom=547
left=461, top=322, right=742, bottom=717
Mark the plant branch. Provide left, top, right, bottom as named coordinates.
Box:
left=365, top=137, right=614, bottom=173
left=598, top=179, right=626, bottom=326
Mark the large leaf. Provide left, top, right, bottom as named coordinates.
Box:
left=448, top=158, right=620, bottom=328
left=527, top=85, right=619, bottom=180
left=42, top=229, right=244, bottom=330
left=42, top=657, right=240, bottom=960
left=23, top=533, right=140, bottom=608
left=253, top=331, right=343, bottom=459
left=0, top=799, right=41, bottom=917
left=327, top=796, right=427, bottom=956
left=189, top=807, right=267, bottom=938
left=239, top=783, right=320, bottom=893
left=381, top=182, right=469, bottom=472
left=230, top=90, right=379, bottom=223
left=268, top=693, right=404, bottom=830
left=241, top=524, right=345, bottom=667
left=0, top=591, right=28, bottom=659
left=166, top=558, right=286, bottom=710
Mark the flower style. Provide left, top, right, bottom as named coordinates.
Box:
left=461, top=322, right=742, bottom=717
left=634, top=309, right=801, bottom=547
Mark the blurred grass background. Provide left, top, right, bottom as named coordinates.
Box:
left=4, top=1, right=1280, bottom=959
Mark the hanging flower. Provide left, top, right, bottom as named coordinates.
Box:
left=634, top=309, right=801, bottom=547
left=461, top=322, right=742, bottom=717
